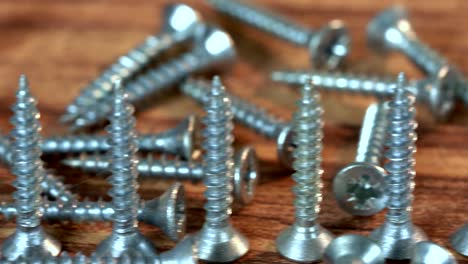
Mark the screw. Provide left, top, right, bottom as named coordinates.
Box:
left=69, top=25, right=236, bottom=131
left=368, top=73, right=428, bottom=260
left=181, top=78, right=294, bottom=167
left=1, top=75, right=61, bottom=261
left=208, top=0, right=349, bottom=69
left=333, top=102, right=388, bottom=216
left=271, top=69, right=456, bottom=121
left=0, top=135, right=77, bottom=203
left=367, top=6, right=468, bottom=105
left=93, top=80, right=157, bottom=258
left=275, top=80, right=334, bottom=262
left=43, top=115, right=198, bottom=160
left=61, top=3, right=205, bottom=123
left=323, top=234, right=384, bottom=264
left=411, top=241, right=456, bottom=264
left=191, top=76, right=249, bottom=262
left=450, top=223, right=468, bottom=257
left=63, top=146, right=258, bottom=207
left=0, top=182, right=186, bottom=242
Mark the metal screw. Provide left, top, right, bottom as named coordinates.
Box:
left=69, top=25, right=236, bottom=131
left=323, top=234, right=385, bottom=264
left=275, top=80, right=334, bottom=262
left=411, top=241, right=457, bottom=264
left=333, top=102, right=388, bottom=216
left=271, top=69, right=456, bottom=121
left=0, top=182, right=186, bottom=242
left=450, top=223, right=468, bottom=257
left=367, top=6, right=468, bottom=105
left=208, top=0, right=350, bottom=69
left=1, top=75, right=61, bottom=261
left=369, top=73, right=428, bottom=260
left=63, top=146, right=259, bottom=207
left=181, top=78, right=294, bottom=167
left=42, top=115, right=197, bottom=160
left=93, top=80, right=157, bottom=258
left=191, top=76, right=249, bottom=262
left=61, top=3, right=205, bottom=123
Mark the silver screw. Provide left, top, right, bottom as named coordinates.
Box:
left=191, top=76, right=249, bottom=262
left=333, top=102, right=388, bottom=216
left=1, top=75, right=61, bottom=261
left=69, top=26, right=236, bottom=131
left=271, top=69, right=456, bottom=121
left=369, top=73, right=428, bottom=260
left=450, top=223, right=468, bottom=257
left=275, top=80, right=334, bottom=262
left=43, top=115, right=198, bottom=160
left=323, top=234, right=385, bottom=264
left=411, top=241, right=457, bottom=264
left=63, top=146, right=259, bottom=207
left=367, top=6, right=468, bottom=105
left=181, top=78, right=294, bottom=167
left=93, top=80, right=157, bottom=258
left=61, top=3, right=205, bottom=123
left=0, top=182, right=186, bottom=242
left=208, top=0, right=349, bottom=69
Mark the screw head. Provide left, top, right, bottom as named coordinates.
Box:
left=276, top=125, right=294, bottom=168
left=179, top=115, right=199, bottom=160
left=233, top=146, right=259, bottom=207
left=159, top=235, right=198, bottom=264
left=323, top=234, right=384, bottom=264
left=411, top=241, right=456, bottom=264
left=333, top=162, right=387, bottom=216
left=367, top=6, right=412, bottom=54
left=195, top=26, right=236, bottom=62
left=94, top=232, right=158, bottom=259
left=450, top=223, right=468, bottom=257
left=309, top=20, right=350, bottom=70
left=276, top=223, right=334, bottom=262
left=163, top=4, right=203, bottom=37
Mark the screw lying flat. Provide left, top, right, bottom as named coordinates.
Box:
left=181, top=78, right=294, bottom=167
left=1, top=75, right=61, bottom=261
left=323, top=234, right=384, bottom=264
left=411, top=241, right=457, bottom=264
left=450, top=223, right=468, bottom=257
left=61, top=3, right=205, bottom=123
left=275, top=80, right=334, bottom=262
left=271, top=69, right=456, bottom=121
left=368, top=73, right=428, bottom=260
left=208, top=0, right=350, bottom=69
left=62, top=146, right=259, bottom=207
left=0, top=182, right=186, bottom=242
left=69, top=25, right=236, bottom=131
left=191, top=76, right=249, bottom=262
left=93, top=80, right=157, bottom=258
left=333, top=102, right=389, bottom=216
left=367, top=6, right=468, bottom=105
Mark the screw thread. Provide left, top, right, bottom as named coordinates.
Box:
left=356, top=102, right=390, bottom=164
left=106, top=81, right=140, bottom=234
left=182, top=79, right=287, bottom=138
left=384, top=73, right=417, bottom=224
left=209, top=0, right=312, bottom=46
left=71, top=49, right=215, bottom=130
left=10, top=75, right=44, bottom=228
left=291, top=81, right=324, bottom=226
left=202, top=77, right=234, bottom=228
left=62, top=34, right=175, bottom=121
left=1, top=251, right=151, bottom=263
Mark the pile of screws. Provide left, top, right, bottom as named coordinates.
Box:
left=0, top=1, right=466, bottom=263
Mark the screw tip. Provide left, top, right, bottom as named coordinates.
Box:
left=211, top=75, right=225, bottom=96
left=17, top=74, right=31, bottom=97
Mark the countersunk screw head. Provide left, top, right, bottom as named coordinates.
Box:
left=310, top=20, right=350, bottom=70
left=411, top=241, right=457, bottom=264
left=163, top=3, right=203, bottom=36
left=323, top=234, right=385, bottom=264
left=276, top=125, right=294, bottom=168
left=233, top=146, right=259, bottom=207
left=333, top=162, right=387, bottom=216
left=195, top=25, right=236, bottom=63
left=450, top=223, right=468, bottom=257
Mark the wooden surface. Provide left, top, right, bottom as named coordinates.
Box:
left=0, top=0, right=467, bottom=263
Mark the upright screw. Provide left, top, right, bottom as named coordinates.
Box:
left=275, top=80, right=334, bottom=262
left=0, top=135, right=77, bottom=204
left=61, top=3, right=205, bottom=123
left=0, top=183, right=186, bottom=242
left=42, top=115, right=198, bottom=160
left=181, top=78, right=294, bottom=167
left=367, top=6, right=468, bottom=104
left=208, top=0, right=350, bottom=69
left=271, top=69, right=456, bottom=121
left=333, top=102, right=389, bottom=216
left=69, top=26, right=236, bottom=130
left=411, top=241, right=457, bottom=264
left=93, top=80, right=157, bottom=258
left=191, top=76, right=249, bottom=262
left=450, top=223, right=468, bottom=257
left=1, top=75, right=61, bottom=261
left=63, top=146, right=259, bottom=207
left=369, top=73, right=428, bottom=260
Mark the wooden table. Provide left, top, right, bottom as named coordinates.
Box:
left=0, top=0, right=466, bottom=263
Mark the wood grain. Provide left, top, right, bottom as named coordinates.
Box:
left=0, top=0, right=467, bottom=263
